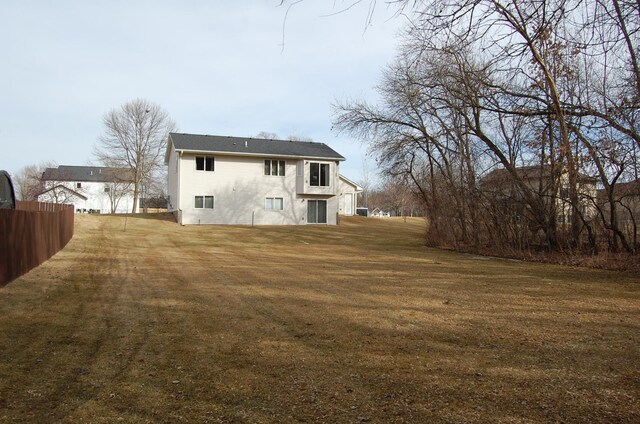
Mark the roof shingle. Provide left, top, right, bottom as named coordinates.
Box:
left=168, top=133, right=345, bottom=161
left=41, top=166, right=133, bottom=183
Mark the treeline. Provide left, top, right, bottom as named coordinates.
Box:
left=334, top=0, right=640, bottom=257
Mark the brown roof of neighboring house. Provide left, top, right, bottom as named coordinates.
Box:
left=596, top=179, right=640, bottom=200
left=482, top=165, right=597, bottom=185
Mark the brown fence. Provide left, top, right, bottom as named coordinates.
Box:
left=0, top=201, right=74, bottom=286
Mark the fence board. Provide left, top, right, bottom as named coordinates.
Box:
left=0, top=201, right=74, bottom=286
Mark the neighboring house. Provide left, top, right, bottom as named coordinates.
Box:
left=38, top=165, right=134, bottom=214
left=371, top=207, right=391, bottom=218
left=338, top=175, right=363, bottom=216
left=165, top=133, right=346, bottom=225
left=598, top=179, right=640, bottom=240
left=482, top=165, right=598, bottom=223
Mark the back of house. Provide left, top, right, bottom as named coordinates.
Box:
left=165, top=133, right=347, bottom=225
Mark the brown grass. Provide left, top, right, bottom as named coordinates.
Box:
left=0, top=215, right=638, bottom=423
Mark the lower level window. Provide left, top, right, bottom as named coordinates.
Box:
left=265, top=197, right=284, bottom=210
left=195, top=195, right=214, bottom=209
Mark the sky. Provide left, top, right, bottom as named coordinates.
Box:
left=1, top=0, right=407, bottom=185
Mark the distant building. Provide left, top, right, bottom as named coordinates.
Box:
left=38, top=165, right=134, bottom=214
left=482, top=165, right=598, bottom=224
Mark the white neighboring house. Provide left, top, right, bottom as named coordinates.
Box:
left=38, top=165, right=134, bottom=214
left=165, top=133, right=347, bottom=225
left=338, top=175, right=363, bottom=216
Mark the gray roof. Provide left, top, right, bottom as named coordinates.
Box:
left=41, top=166, right=134, bottom=183
left=168, top=133, right=345, bottom=161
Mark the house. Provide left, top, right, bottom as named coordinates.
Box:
left=482, top=165, right=598, bottom=223
left=38, top=165, right=134, bottom=214
left=338, top=175, right=363, bottom=216
left=165, top=133, right=347, bottom=225
left=598, top=179, right=640, bottom=241
left=371, top=207, right=391, bottom=218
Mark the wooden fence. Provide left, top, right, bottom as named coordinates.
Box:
left=0, top=201, right=74, bottom=286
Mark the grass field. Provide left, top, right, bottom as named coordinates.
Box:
left=0, top=214, right=638, bottom=423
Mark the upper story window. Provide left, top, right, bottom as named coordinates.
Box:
left=76, top=182, right=82, bottom=189
left=310, top=163, right=330, bottom=187
left=265, top=160, right=285, bottom=176
left=196, top=156, right=215, bottom=171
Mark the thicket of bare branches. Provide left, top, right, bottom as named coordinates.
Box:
left=13, top=161, right=57, bottom=201
left=335, top=0, right=640, bottom=255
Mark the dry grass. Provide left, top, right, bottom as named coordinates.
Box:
left=0, top=215, right=638, bottom=423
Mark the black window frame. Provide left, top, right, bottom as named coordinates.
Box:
left=310, top=162, right=330, bottom=187
left=196, top=156, right=215, bottom=172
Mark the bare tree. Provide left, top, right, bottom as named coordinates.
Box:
left=13, top=161, right=57, bottom=201
left=254, top=131, right=280, bottom=139
left=95, top=99, right=176, bottom=213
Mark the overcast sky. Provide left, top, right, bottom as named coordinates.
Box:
left=1, top=1, right=407, bottom=184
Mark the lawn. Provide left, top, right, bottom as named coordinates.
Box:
left=0, top=214, right=638, bottom=423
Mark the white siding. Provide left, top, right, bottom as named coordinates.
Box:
left=38, top=181, right=133, bottom=214
left=338, top=176, right=362, bottom=216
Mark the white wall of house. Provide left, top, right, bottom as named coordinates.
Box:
left=39, top=181, right=133, bottom=214
left=338, top=176, right=362, bottom=216
left=171, top=152, right=340, bottom=225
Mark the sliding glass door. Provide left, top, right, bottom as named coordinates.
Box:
left=307, top=200, right=327, bottom=224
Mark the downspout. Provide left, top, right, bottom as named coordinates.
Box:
left=178, top=150, right=183, bottom=224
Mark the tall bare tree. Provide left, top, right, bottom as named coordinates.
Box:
left=95, top=99, right=176, bottom=213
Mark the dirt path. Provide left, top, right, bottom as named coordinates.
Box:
left=0, top=215, right=638, bottom=423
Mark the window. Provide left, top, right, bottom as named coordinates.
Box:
left=265, top=197, right=284, bottom=210
left=104, top=186, right=110, bottom=193
left=310, top=163, right=330, bottom=186
left=297, top=161, right=303, bottom=177
left=307, top=200, right=327, bottom=223
left=264, top=159, right=285, bottom=176
left=195, top=195, right=214, bottom=209
left=196, top=156, right=214, bottom=171
left=76, top=182, right=82, bottom=189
